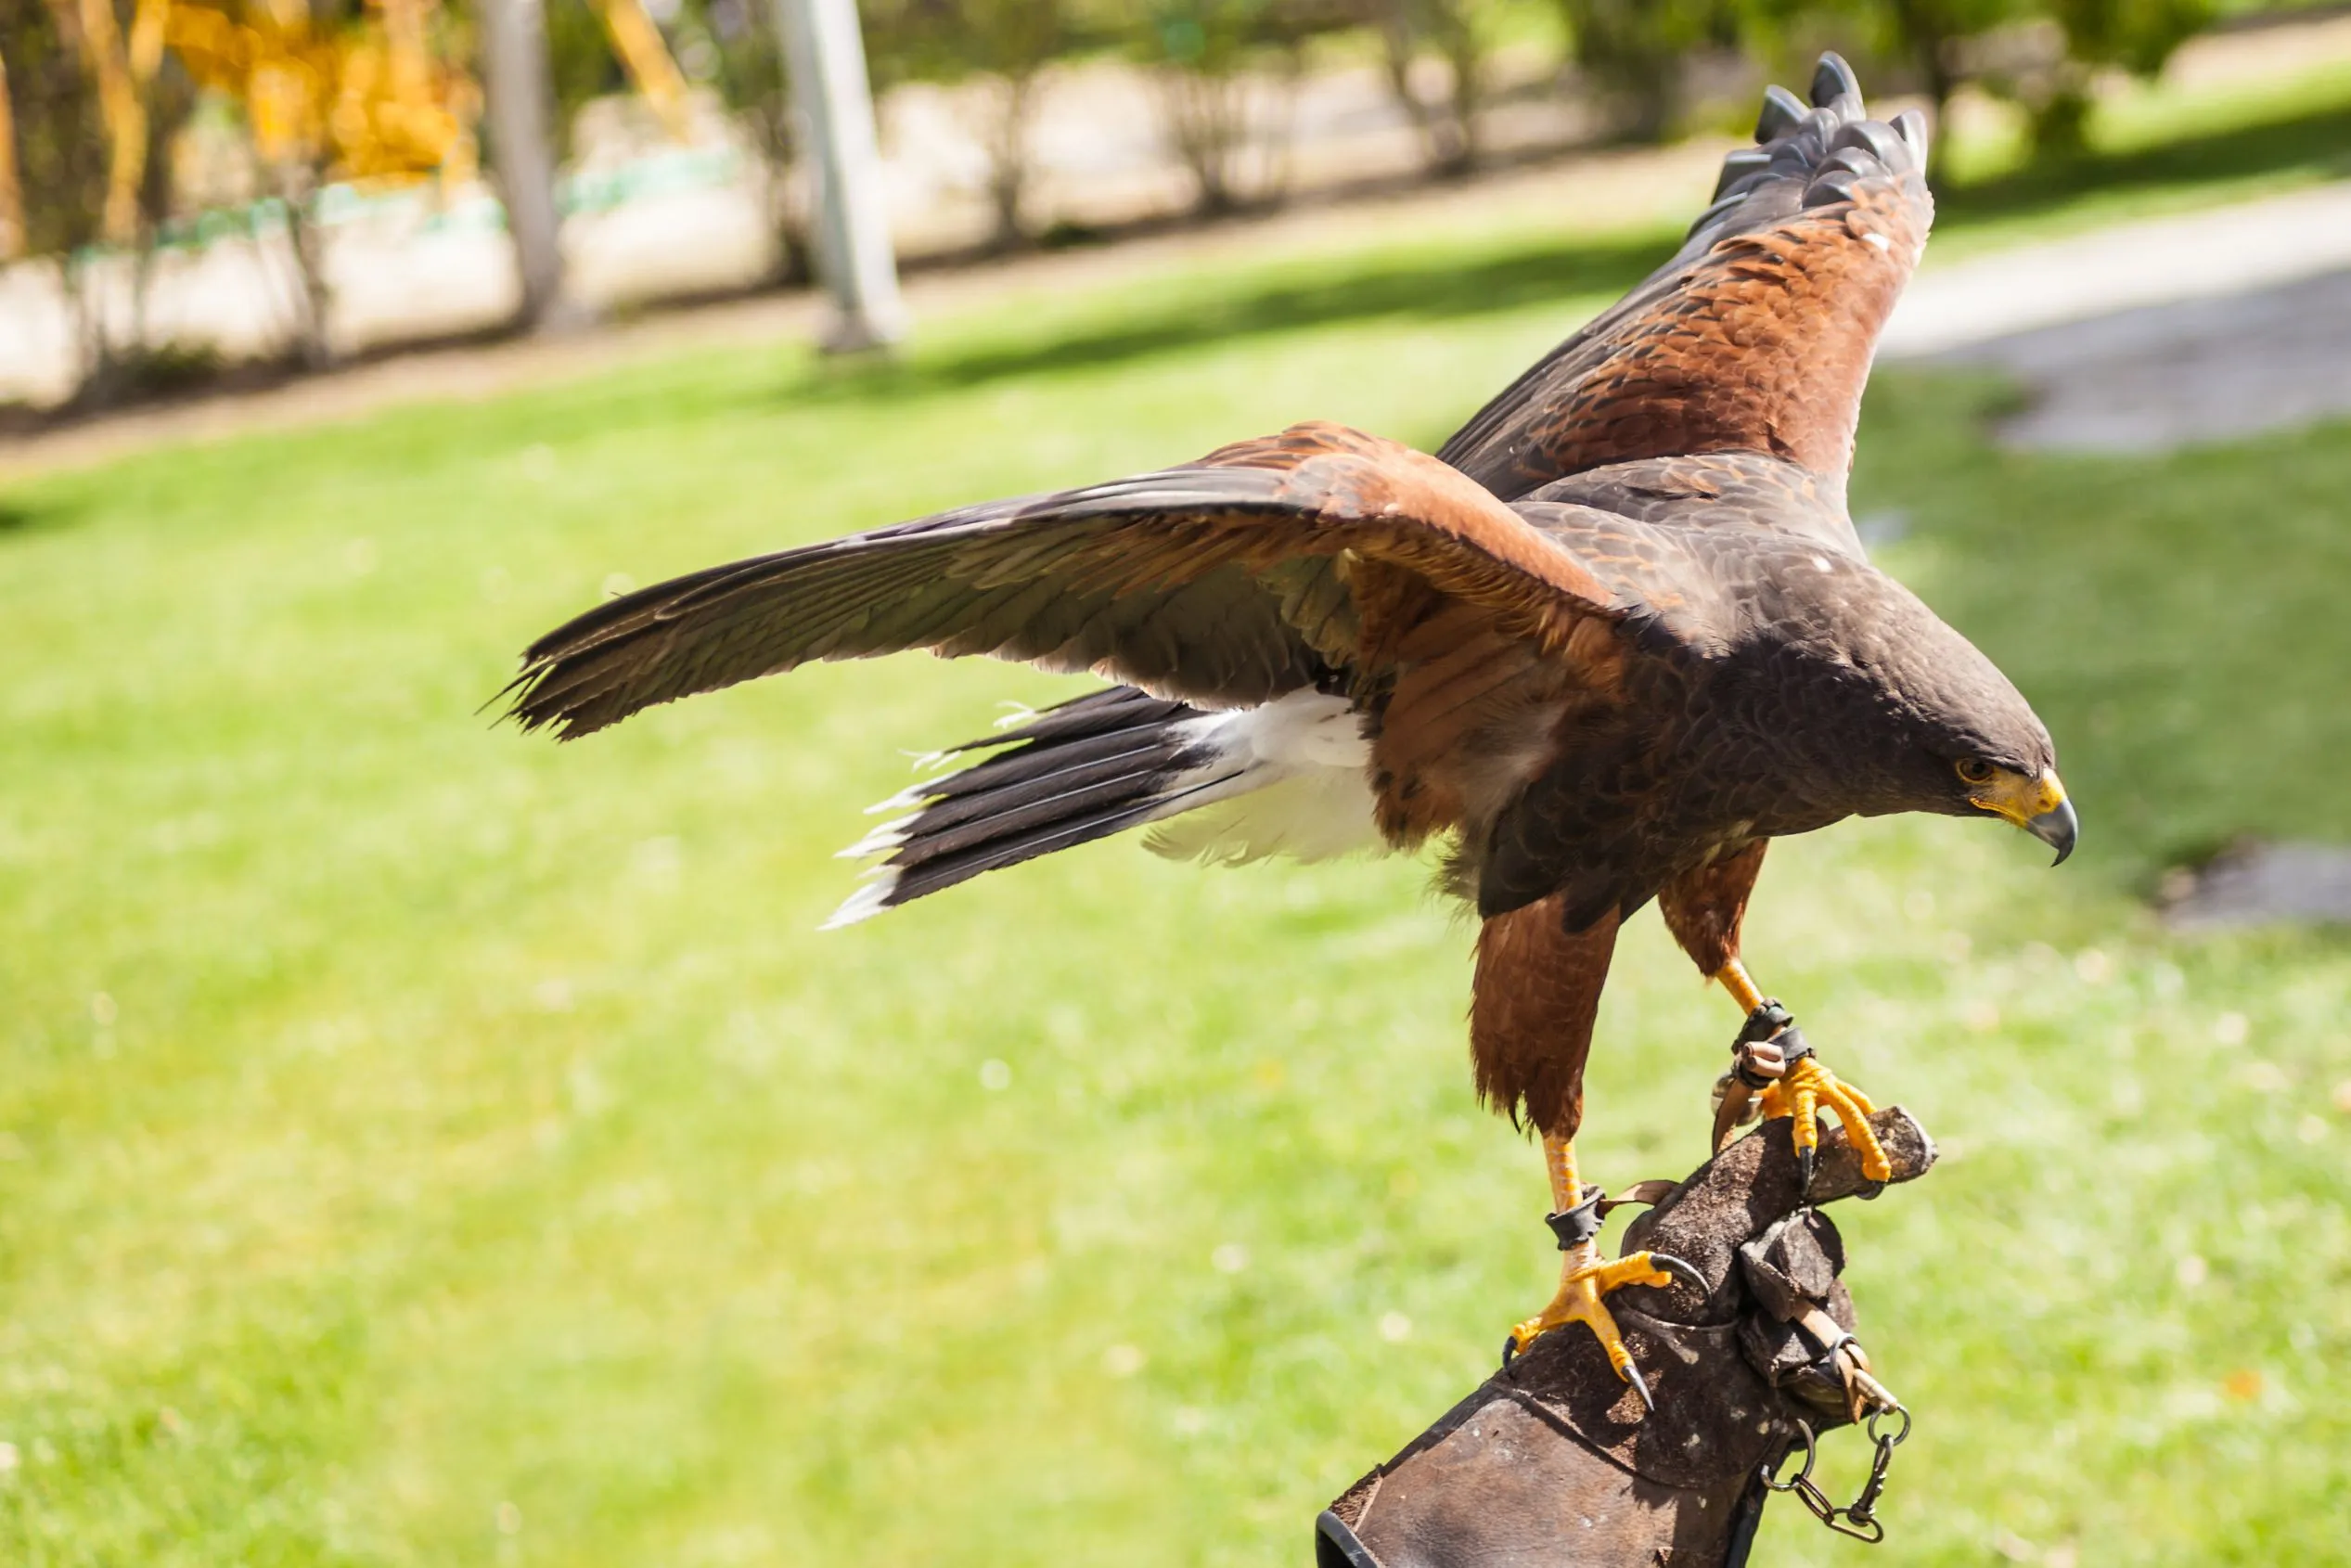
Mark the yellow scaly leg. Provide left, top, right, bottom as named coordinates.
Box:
left=1503, top=1135, right=1701, bottom=1413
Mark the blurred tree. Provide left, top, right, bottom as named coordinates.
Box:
left=1555, top=0, right=1739, bottom=142
left=771, top=0, right=905, bottom=350
left=597, top=0, right=690, bottom=136
left=2, top=0, right=197, bottom=403
left=540, top=0, right=816, bottom=281
left=864, top=0, right=1069, bottom=251
left=2029, top=0, right=2213, bottom=153
left=1363, top=0, right=1495, bottom=177
left=539, top=0, right=688, bottom=142
left=166, top=0, right=481, bottom=364
left=542, top=0, right=627, bottom=137
left=680, top=0, right=811, bottom=281
left=1136, top=0, right=1340, bottom=217
left=1803, top=0, right=2216, bottom=165
left=5, top=0, right=113, bottom=369
left=1883, top=0, right=2003, bottom=170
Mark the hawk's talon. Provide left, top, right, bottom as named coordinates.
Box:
left=1624, top=1356, right=1654, bottom=1414
left=1797, top=1144, right=1817, bottom=1195
left=1505, top=1245, right=1680, bottom=1416
left=1759, top=1054, right=1893, bottom=1186
left=1649, top=1252, right=1708, bottom=1293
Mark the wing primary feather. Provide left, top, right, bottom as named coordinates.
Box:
left=1831, top=117, right=1907, bottom=169
left=1755, top=84, right=1807, bottom=143
left=1811, top=52, right=1861, bottom=110
left=1713, top=148, right=1773, bottom=199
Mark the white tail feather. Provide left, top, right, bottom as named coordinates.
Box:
left=825, top=687, right=1383, bottom=926
left=836, top=817, right=913, bottom=859
left=822, top=868, right=900, bottom=929
left=1143, top=769, right=1379, bottom=865
left=1142, top=690, right=1379, bottom=866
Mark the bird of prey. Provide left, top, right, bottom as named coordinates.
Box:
left=508, top=56, right=2075, bottom=1408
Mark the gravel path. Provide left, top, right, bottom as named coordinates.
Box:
left=1885, top=181, right=2351, bottom=357
left=1883, top=181, right=2351, bottom=452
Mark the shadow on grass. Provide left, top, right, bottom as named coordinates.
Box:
left=0, top=493, right=85, bottom=541
left=800, top=88, right=2351, bottom=410
left=806, top=228, right=1677, bottom=405
left=1939, top=91, right=2351, bottom=226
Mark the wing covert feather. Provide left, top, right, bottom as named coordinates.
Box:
left=507, top=423, right=1628, bottom=740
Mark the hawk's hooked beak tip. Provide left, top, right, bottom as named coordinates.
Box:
left=2031, top=795, right=2079, bottom=866
left=1972, top=769, right=2076, bottom=864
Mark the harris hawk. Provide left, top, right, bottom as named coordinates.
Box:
left=508, top=57, right=2075, bottom=1407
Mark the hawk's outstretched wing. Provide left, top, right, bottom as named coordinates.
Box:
left=1438, top=54, right=1932, bottom=500
left=506, top=422, right=1627, bottom=742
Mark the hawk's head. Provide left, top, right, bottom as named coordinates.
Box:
left=1826, top=578, right=2075, bottom=864
left=1755, top=565, right=2075, bottom=864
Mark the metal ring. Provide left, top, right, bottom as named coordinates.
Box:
left=1867, top=1405, right=1912, bottom=1447
left=1758, top=1419, right=1817, bottom=1492
left=1826, top=1513, right=1886, bottom=1544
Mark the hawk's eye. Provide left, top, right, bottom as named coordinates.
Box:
left=1954, top=757, right=1998, bottom=787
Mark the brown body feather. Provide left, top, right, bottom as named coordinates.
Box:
left=1472, top=898, right=1619, bottom=1137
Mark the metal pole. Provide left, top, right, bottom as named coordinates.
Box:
left=480, top=0, right=566, bottom=329
left=769, top=0, right=906, bottom=353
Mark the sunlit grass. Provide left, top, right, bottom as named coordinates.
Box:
left=3, top=154, right=2349, bottom=1566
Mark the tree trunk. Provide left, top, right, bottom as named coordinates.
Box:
left=1893, top=0, right=1957, bottom=184
left=1161, top=67, right=1240, bottom=218
left=480, top=0, right=566, bottom=330
left=61, top=249, right=141, bottom=408
left=768, top=168, right=816, bottom=288
left=1432, top=5, right=1483, bottom=178
left=984, top=69, right=1036, bottom=253
left=1373, top=6, right=1449, bottom=174
left=277, top=171, right=336, bottom=371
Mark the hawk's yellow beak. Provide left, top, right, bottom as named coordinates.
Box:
left=1972, top=769, right=2076, bottom=865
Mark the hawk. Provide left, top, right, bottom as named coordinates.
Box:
left=508, top=57, right=2074, bottom=1408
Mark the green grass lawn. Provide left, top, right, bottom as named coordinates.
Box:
left=6, top=153, right=2351, bottom=1567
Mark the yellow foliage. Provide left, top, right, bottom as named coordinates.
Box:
left=163, top=0, right=479, bottom=185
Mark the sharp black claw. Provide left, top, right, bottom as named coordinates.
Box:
left=1500, top=1334, right=1519, bottom=1370
left=1651, top=1253, right=1708, bottom=1293
left=1796, top=1145, right=1818, bottom=1195
left=1624, top=1357, right=1654, bottom=1415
